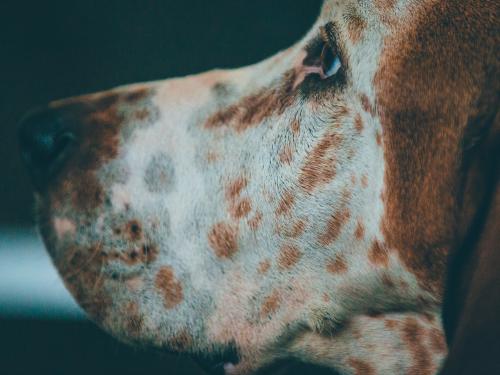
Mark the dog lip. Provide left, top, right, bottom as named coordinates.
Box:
left=192, top=345, right=240, bottom=375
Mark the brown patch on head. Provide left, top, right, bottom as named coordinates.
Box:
left=354, top=113, right=364, bottom=133
left=261, top=289, right=281, bottom=317
left=206, top=151, right=219, bottom=163
left=428, top=327, right=446, bottom=353
left=374, top=0, right=397, bottom=13
left=326, top=254, right=348, bottom=274
left=402, top=318, right=432, bottom=375
left=279, top=146, right=294, bottom=165
left=226, top=177, right=247, bottom=200
left=68, top=173, right=104, bottom=211
left=359, top=93, right=375, bottom=117
left=229, top=198, right=252, bottom=220
left=299, top=131, right=343, bottom=192
left=168, top=329, right=193, bottom=352
left=319, top=207, right=351, bottom=246
left=290, top=118, right=301, bottom=134
left=372, top=1, right=497, bottom=294
left=348, top=358, right=375, bottom=375
left=124, top=302, right=143, bottom=338
left=126, top=220, right=142, bottom=241
left=280, top=219, right=307, bottom=239
left=346, top=12, right=367, bottom=44
left=155, top=266, right=184, bottom=310
left=258, top=259, right=271, bottom=275
left=361, top=175, right=368, bottom=188
left=277, top=244, right=302, bottom=270
left=225, top=177, right=252, bottom=220
left=248, top=211, right=263, bottom=231
left=208, top=222, right=239, bottom=258
left=123, top=87, right=150, bottom=103
left=49, top=88, right=156, bottom=212
left=205, top=70, right=297, bottom=132
left=385, top=319, right=398, bottom=330
left=368, top=240, right=389, bottom=267
left=275, top=190, right=295, bottom=217
left=375, top=130, right=382, bottom=146
left=354, top=219, right=365, bottom=240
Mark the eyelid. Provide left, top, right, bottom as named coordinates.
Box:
left=320, top=22, right=342, bottom=57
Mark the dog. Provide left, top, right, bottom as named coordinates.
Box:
left=18, top=0, right=498, bottom=374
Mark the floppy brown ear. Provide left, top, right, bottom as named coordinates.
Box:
left=440, top=108, right=499, bottom=374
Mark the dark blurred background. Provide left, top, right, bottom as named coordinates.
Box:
left=0, top=1, right=335, bottom=374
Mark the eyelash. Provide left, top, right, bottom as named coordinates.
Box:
left=302, top=25, right=343, bottom=82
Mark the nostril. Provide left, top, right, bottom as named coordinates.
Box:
left=18, top=106, right=77, bottom=190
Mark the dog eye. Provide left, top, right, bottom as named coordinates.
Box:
left=320, top=43, right=342, bottom=79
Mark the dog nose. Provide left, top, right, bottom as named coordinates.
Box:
left=18, top=107, right=77, bottom=190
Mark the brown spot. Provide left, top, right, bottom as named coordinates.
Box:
left=385, top=319, right=398, bottom=330
left=277, top=244, right=302, bottom=270
left=361, top=175, right=368, bottom=188
left=261, top=290, right=281, bottom=317
left=142, top=243, right=159, bottom=263
left=248, top=211, right=263, bottom=231
left=402, top=318, right=432, bottom=375
left=205, top=70, right=297, bottom=132
left=258, top=259, right=271, bottom=275
left=290, top=118, right=301, bottom=134
left=206, top=151, right=219, bottom=163
left=280, top=219, right=307, bottom=238
left=226, top=177, right=248, bottom=201
left=49, top=89, right=155, bottom=213
left=124, top=302, right=143, bottom=338
left=133, top=108, right=151, bottom=121
left=226, top=177, right=252, bottom=220
left=299, top=131, right=343, bottom=192
left=275, top=190, right=295, bottom=216
left=354, top=219, right=365, bottom=240
left=123, top=87, right=150, bottom=103
left=354, top=113, right=364, bottom=133
left=368, top=240, right=389, bottom=267
left=322, top=293, right=331, bottom=303
left=360, top=93, right=375, bottom=117
left=279, top=146, right=293, bottom=165
left=208, top=222, right=239, bottom=258
left=168, top=329, right=193, bottom=352
left=230, top=198, right=252, bottom=220
left=381, top=274, right=396, bottom=288
left=346, top=13, right=367, bottom=44
left=375, top=130, right=382, bottom=146
left=319, top=207, right=351, bottom=246
left=428, top=327, right=446, bottom=353
left=68, top=172, right=104, bottom=211
left=350, top=174, right=357, bottom=185
left=155, top=266, right=184, bottom=309
left=126, top=220, right=142, bottom=241
left=374, top=0, right=398, bottom=13
left=326, top=254, right=348, bottom=274
left=348, top=358, right=375, bottom=375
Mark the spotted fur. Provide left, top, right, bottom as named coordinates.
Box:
left=29, top=0, right=498, bottom=373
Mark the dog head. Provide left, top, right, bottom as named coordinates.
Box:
left=21, top=0, right=497, bottom=373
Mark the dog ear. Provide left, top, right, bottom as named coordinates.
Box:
left=440, top=86, right=500, bottom=373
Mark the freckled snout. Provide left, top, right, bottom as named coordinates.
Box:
left=18, top=106, right=77, bottom=191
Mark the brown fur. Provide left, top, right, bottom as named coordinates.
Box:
left=208, top=222, right=239, bottom=258
left=155, top=266, right=184, bottom=310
